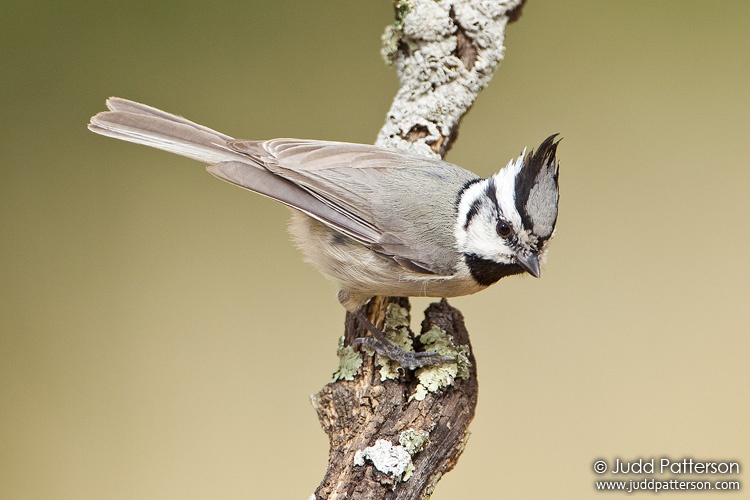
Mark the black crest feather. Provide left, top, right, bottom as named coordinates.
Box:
left=514, top=134, right=560, bottom=239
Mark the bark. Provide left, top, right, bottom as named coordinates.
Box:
left=312, top=1, right=525, bottom=498
left=313, top=298, right=476, bottom=499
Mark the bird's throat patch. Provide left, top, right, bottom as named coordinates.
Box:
left=464, top=254, right=523, bottom=287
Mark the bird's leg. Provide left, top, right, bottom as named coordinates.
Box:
left=351, top=310, right=455, bottom=370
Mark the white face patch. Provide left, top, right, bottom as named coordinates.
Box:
left=492, top=154, right=524, bottom=229
left=455, top=180, right=485, bottom=231
left=454, top=154, right=527, bottom=264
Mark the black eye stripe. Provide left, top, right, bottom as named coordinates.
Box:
left=455, top=177, right=483, bottom=208
left=463, top=197, right=483, bottom=229
left=484, top=177, right=499, bottom=214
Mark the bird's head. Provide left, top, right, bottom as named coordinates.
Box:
left=455, top=134, right=561, bottom=286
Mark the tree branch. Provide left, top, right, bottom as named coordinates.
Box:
left=312, top=1, right=525, bottom=498
left=376, top=0, right=525, bottom=156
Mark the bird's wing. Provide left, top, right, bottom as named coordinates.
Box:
left=90, top=99, right=469, bottom=273
left=219, top=139, right=478, bottom=275
left=206, top=160, right=383, bottom=245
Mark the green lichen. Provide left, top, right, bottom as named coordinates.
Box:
left=393, top=0, right=411, bottom=30
left=411, top=325, right=471, bottom=401
left=377, top=304, right=416, bottom=380
left=385, top=302, right=411, bottom=329
left=332, top=336, right=362, bottom=381
left=399, top=429, right=430, bottom=455
left=380, top=0, right=412, bottom=65
left=420, top=326, right=471, bottom=380
left=402, top=460, right=415, bottom=481
left=381, top=25, right=401, bottom=65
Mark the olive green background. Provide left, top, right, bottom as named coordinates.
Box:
left=2, top=1, right=748, bottom=498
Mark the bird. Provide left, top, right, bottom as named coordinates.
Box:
left=89, top=98, right=560, bottom=368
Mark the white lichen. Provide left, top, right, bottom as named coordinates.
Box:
left=402, top=0, right=454, bottom=41
left=376, top=0, right=523, bottom=155
left=354, top=439, right=414, bottom=481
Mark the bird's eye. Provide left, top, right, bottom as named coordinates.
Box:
left=496, top=220, right=513, bottom=238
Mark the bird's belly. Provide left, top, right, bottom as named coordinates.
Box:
left=287, top=212, right=485, bottom=300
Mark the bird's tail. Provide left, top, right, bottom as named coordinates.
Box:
left=88, top=98, right=247, bottom=165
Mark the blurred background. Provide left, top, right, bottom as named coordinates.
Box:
left=1, top=1, right=748, bottom=498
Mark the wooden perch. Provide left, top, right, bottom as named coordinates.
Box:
left=313, top=298, right=477, bottom=499
left=311, top=1, right=525, bottom=498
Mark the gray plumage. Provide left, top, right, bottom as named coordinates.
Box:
left=89, top=98, right=560, bottom=312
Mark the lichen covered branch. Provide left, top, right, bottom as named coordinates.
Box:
left=377, top=0, right=525, bottom=157
left=312, top=1, right=524, bottom=498
left=313, top=299, right=477, bottom=499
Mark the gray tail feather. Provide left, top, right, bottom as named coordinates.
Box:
left=89, top=98, right=383, bottom=247
left=88, top=98, right=247, bottom=165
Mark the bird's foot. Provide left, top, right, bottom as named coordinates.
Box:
left=352, top=311, right=455, bottom=370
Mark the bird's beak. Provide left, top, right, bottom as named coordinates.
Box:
left=517, top=252, right=541, bottom=278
